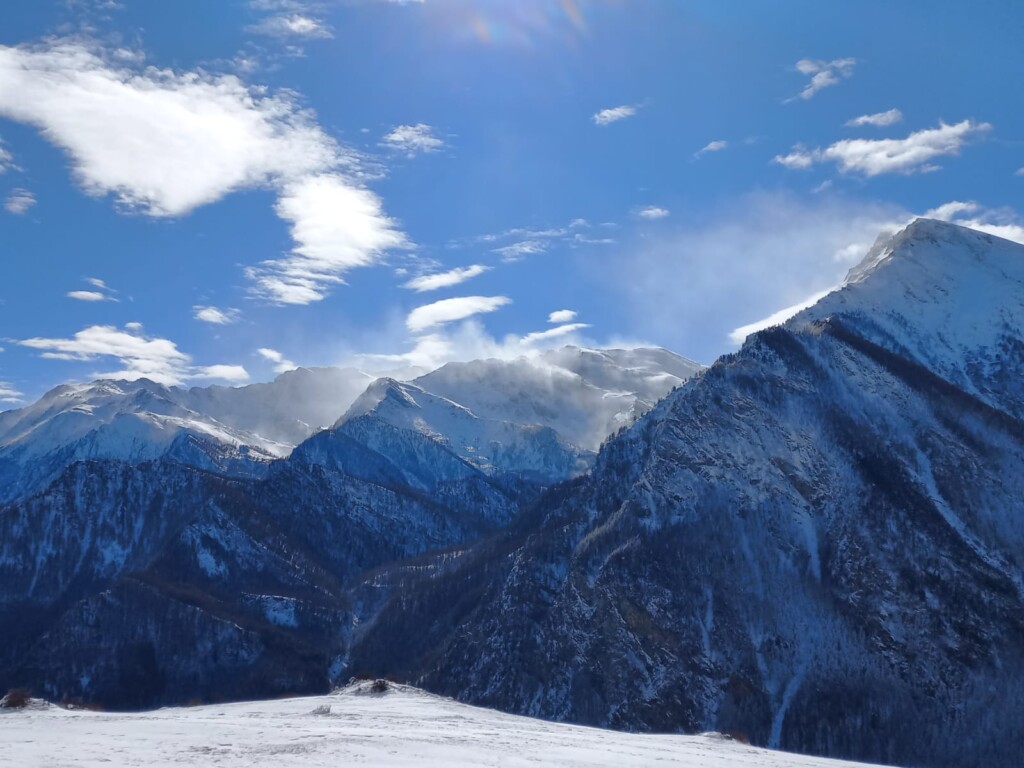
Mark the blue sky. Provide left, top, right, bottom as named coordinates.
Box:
left=1, top=0, right=1022, bottom=404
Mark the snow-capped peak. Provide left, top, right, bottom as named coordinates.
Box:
left=789, top=218, right=1024, bottom=416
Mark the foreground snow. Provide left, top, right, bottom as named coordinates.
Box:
left=6, top=682, right=886, bottom=767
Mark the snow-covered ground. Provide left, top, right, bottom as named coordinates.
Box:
left=5, top=682, right=886, bottom=767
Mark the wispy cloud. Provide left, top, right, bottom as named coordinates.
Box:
left=381, top=123, right=444, bottom=157
left=846, top=108, right=903, bottom=127
left=521, top=322, right=591, bottom=345
left=403, top=264, right=488, bottom=292
left=17, top=323, right=248, bottom=385
left=789, top=57, right=856, bottom=101
left=0, top=380, right=23, bottom=404
left=774, top=120, right=991, bottom=176
left=67, top=277, right=118, bottom=302
left=4, top=189, right=35, bottom=214
left=548, top=309, right=577, bottom=324
left=460, top=217, right=610, bottom=261
left=0, top=40, right=405, bottom=305
left=593, top=104, right=638, bottom=126
left=694, top=140, right=728, bottom=158
left=924, top=200, right=1024, bottom=245
left=0, top=139, right=14, bottom=173
left=494, top=240, right=547, bottom=261
left=406, top=295, right=511, bottom=332
left=637, top=206, right=670, bottom=220
left=257, top=346, right=297, bottom=373
left=248, top=13, right=332, bottom=38
left=194, top=306, right=241, bottom=324
left=67, top=291, right=109, bottom=302
left=598, top=191, right=907, bottom=361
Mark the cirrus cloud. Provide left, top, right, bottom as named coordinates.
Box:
left=789, top=57, right=856, bottom=101
left=194, top=306, right=241, bottom=324
left=381, top=123, right=444, bottom=157
left=403, top=264, right=488, bottom=292
left=406, top=295, right=511, bottom=332
left=593, top=104, right=638, bottom=126
left=774, top=120, right=991, bottom=176
left=0, top=380, right=23, bottom=404
left=4, top=188, right=35, bottom=214
left=846, top=108, right=903, bottom=128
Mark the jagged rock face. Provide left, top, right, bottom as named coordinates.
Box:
left=351, top=221, right=1024, bottom=768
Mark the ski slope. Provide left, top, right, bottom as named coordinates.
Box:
left=5, top=682, right=887, bottom=767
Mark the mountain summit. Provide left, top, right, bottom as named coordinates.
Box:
left=350, top=220, right=1024, bottom=768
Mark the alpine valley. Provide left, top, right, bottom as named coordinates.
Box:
left=4, top=220, right=1024, bottom=768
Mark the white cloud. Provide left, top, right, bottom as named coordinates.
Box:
left=790, top=57, right=856, bottom=101
left=521, top=322, right=591, bottom=345
left=247, top=173, right=406, bottom=304
left=461, top=217, right=596, bottom=254
left=192, top=364, right=250, bottom=382
left=0, top=41, right=405, bottom=304
left=846, top=108, right=903, bottom=127
left=0, top=139, right=13, bottom=172
left=4, top=188, right=35, bottom=214
left=17, top=323, right=248, bottom=385
left=0, top=380, right=23, bottom=404
left=773, top=146, right=816, bottom=169
left=593, top=104, right=637, bottom=126
left=494, top=240, right=547, bottom=261
left=637, top=206, right=670, bottom=220
left=695, top=140, right=728, bottom=158
left=358, top=317, right=597, bottom=374
left=248, top=14, right=332, bottom=38
left=406, top=295, right=511, bottom=332
left=0, top=41, right=340, bottom=216
left=67, top=277, right=117, bottom=301
left=1016, top=167, right=1024, bottom=177
left=403, top=264, right=488, bottom=292
left=67, top=290, right=111, bottom=302
left=257, top=346, right=297, bottom=373
left=924, top=200, right=1024, bottom=245
left=194, top=306, right=241, bottom=324
left=381, top=123, right=444, bottom=157
left=548, top=309, right=577, bottom=324
left=774, top=120, right=991, bottom=176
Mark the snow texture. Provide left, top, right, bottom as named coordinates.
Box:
left=4, top=683, right=884, bottom=768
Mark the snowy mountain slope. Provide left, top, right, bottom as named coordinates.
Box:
left=4, top=682, right=888, bottom=768
left=0, top=346, right=701, bottom=707
left=335, top=377, right=592, bottom=481
left=792, top=218, right=1024, bottom=420
left=0, top=379, right=285, bottom=503
left=350, top=220, right=1024, bottom=768
left=183, top=366, right=377, bottom=446
left=414, top=346, right=703, bottom=451
left=0, top=349, right=698, bottom=504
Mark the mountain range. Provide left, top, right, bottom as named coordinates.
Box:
left=2, top=219, right=1023, bottom=768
